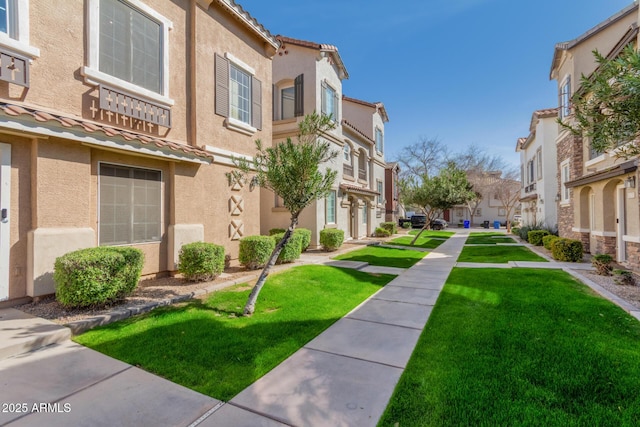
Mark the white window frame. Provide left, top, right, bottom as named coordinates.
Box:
left=377, top=180, right=383, bottom=205
left=280, top=85, right=295, bottom=120
left=321, top=81, right=338, bottom=121
left=561, top=159, right=570, bottom=204
left=84, top=0, right=173, bottom=106
left=536, top=148, right=543, bottom=181
left=375, top=127, right=384, bottom=154
left=224, top=52, right=257, bottom=135
left=326, top=190, right=337, bottom=224
left=0, top=0, right=39, bottom=58
left=559, top=75, right=571, bottom=119
left=98, top=162, right=163, bottom=246
left=343, top=144, right=351, bottom=162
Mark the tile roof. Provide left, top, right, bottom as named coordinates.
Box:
left=215, top=0, right=279, bottom=50
left=341, top=119, right=374, bottom=145
left=529, top=107, right=559, bottom=132
left=0, top=102, right=213, bottom=163
left=340, top=183, right=380, bottom=196
left=342, top=95, right=389, bottom=122
left=276, top=35, right=349, bottom=79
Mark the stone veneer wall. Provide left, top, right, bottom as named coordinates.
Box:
left=593, top=235, right=616, bottom=256
left=626, top=242, right=640, bottom=271
left=556, top=131, right=583, bottom=240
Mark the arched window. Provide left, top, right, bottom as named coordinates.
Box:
left=343, top=144, right=350, bottom=162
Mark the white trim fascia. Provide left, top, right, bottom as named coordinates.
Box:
left=204, top=145, right=254, bottom=167
left=623, top=235, right=640, bottom=243
left=572, top=227, right=590, bottom=233
left=224, top=117, right=257, bottom=136
left=84, top=0, right=173, bottom=104
left=590, top=230, right=617, bottom=237
left=0, top=116, right=210, bottom=164
left=0, top=142, right=10, bottom=301
left=225, top=52, right=255, bottom=76
left=585, top=153, right=606, bottom=168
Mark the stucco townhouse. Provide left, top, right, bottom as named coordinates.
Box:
left=262, top=35, right=389, bottom=247
left=516, top=108, right=559, bottom=230
left=551, top=2, right=640, bottom=267
left=0, top=0, right=278, bottom=306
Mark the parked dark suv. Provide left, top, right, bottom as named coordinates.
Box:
left=410, top=215, right=427, bottom=228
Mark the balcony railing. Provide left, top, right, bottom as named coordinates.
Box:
left=524, top=182, right=536, bottom=193
left=358, top=169, right=367, bottom=180
left=343, top=164, right=353, bottom=177
left=99, top=84, right=171, bottom=128
left=0, top=49, right=29, bottom=87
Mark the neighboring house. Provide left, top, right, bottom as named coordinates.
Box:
left=263, top=36, right=388, bottom=246
left=385, top=162, right=404, bottom=222
left=550, top=2, right=639, bottom=266
left=449, top=171, right=519, bottom=227
left=0, top=0, right=278, bottom=305
left=516, top=108, right=559, bottom=229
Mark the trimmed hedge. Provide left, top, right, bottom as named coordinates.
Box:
left=54, top=246, right=144, bottom=308
left=178, top=242, right=225, bottom=282
left=528, top=230, right=550, bottom=246
left=272, top=232, right=303, bottom=264
left=551, top=238, right=583, bottom=262
left=294, top=228, right=312, bottom=252
left=375, top=227, right=391, bottom=237
left=239, top=235, right=275, bottom=270
left=511, top=226, right=520, bottom=235
left=268, top=228, right=286, bottom=236
left=320, top=228, right=344, bottom=251
left=542, top=235, right=559, bottom=250
left=380, top=222, right=397, bottom=235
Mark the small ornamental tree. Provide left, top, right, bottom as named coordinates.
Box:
left=566, top=45, right=640, bottom=158
left=233, top=112, right=338, bottom=316
left=402, top=162, right=474, bottom=245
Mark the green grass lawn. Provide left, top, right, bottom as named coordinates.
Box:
left=457, top=245, right=547, bottom=263
left=74, top=265, right=394, bottom=401
left=379, top=268, right=640, bottom=426
left=390, top=230, right=452, bottom=250
left=466, top=232, right=517, bottom=245
left=333, top=245, right=427, bottom=268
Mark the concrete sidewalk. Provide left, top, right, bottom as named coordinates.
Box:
left=0, top=230, right=468, bottom=427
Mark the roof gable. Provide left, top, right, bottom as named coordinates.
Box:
left=276, top=35, right=349, bottom=79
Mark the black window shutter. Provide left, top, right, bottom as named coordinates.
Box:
left=294, top=74, right=304, bottom=117
left=215, top=54, right=229, bottom=117
left=252, top=76, right=262, bottom=130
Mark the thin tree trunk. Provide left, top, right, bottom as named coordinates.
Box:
left=243, top=217, right=298, bottom=316
left=410, top=224, right=429, bottom=245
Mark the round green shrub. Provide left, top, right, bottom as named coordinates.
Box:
left=178, top=242, right=225, bottom=282
left=320, top=228, right=344, bottom=251
left=54, top=246, right=144, bottom=308
left=402, top=221, right=411, bottom=229
left=542, top=234, right=559, bottom=250
left=551, top=238, right=583, bottom=262
left=294, top=228, right=312, bottom=251
left=239, top=235, right=276, bottom=270
left=272, top=232, right=303, bottom=264
left=375, top=227, right=391, bottom=237
left=268, top=228, right=286, bottom=236
left=511, top=226, right=520, bottom=235
left=380, top=222, right=397, bottom=235
left=528, top=230, right=550, bottom=246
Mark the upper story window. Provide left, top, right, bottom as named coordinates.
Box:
left=527, top=158, right=535, bottom=183
left=84, top=0, right=172, bottom=105
left=561, top=159, right=570, bottom=203
left=375, top=128, right=383, bottom=153
left=559, top=76, right=571, bottom=120
left=536, top=148, right=542, bottom=181
left=281, top=86, right=294, bottom=119
left=99, top=0, right=161, bottom=94
left=326, top=190, right=336, bottom=224
left=0, top=0, right=39, bottom=58
left=275, top=74, right=303, bottom=120
left=321, top=81, right=338, bottom=121
left=215, top=53, right=262, bottom=134
left=343, top=144, right=351, bottom=162
left=377, top=180, right=383, bottom=204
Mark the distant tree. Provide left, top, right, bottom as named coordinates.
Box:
left=492, top=170, right=521, bottom=232
left=402, top=162, right=475, bottom=244
left=566, top=45, right=640, bottom=158
left=395, top=137, right=449, bottom=180
left=233, top=112, right=338, bottom=316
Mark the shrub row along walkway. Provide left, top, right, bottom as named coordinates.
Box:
left=0, top=232, right=465, bottom=426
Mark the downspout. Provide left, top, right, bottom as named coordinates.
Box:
left=187, top=0, right=197, bottom=146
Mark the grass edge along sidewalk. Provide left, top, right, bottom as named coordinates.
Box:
left=73, top=265, right=396, bottom=401
left=379, top=267, right=640, bottom=427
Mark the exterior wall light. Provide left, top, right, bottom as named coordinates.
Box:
left=625, top=176, right=636, bottom=188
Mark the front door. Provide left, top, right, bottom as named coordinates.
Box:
left=0, top=143, right=11, bottom=301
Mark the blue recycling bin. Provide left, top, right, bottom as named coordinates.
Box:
left=494, top=221, right=500, bottom=229
left=463, top=220, right=470, bottom=229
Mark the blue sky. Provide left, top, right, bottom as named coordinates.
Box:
left=239, top=0, right=634, bottom=168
